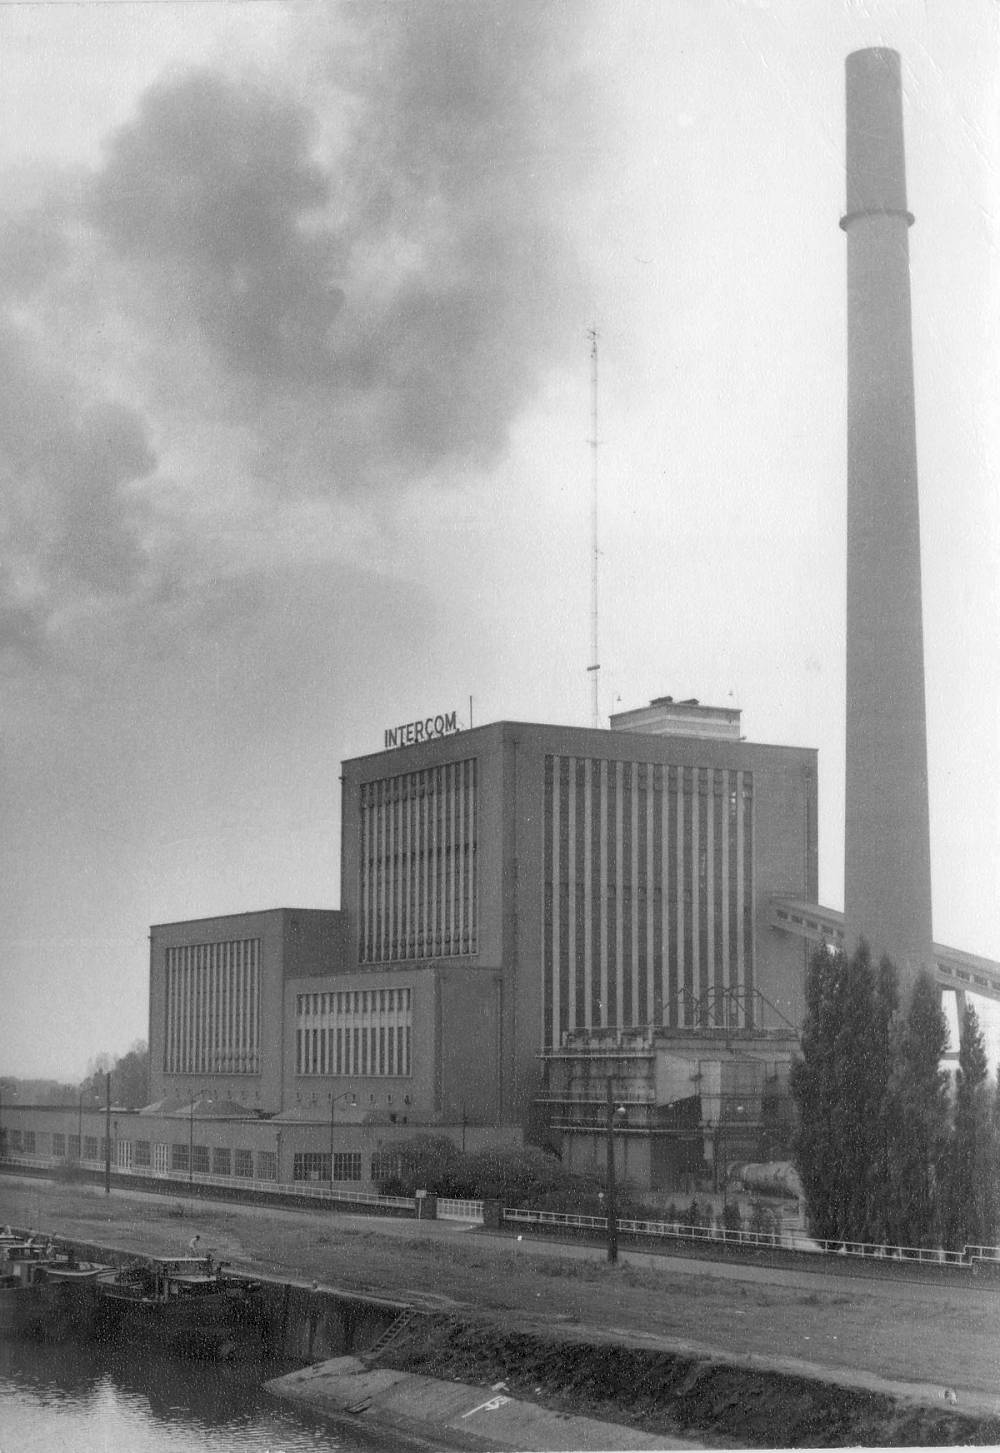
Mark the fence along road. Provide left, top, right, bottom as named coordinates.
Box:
left=4, top=1155, right=1000, bottom=1282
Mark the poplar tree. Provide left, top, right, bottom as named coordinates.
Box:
left=883, top=971, right=950, bottom=1248
left=940, top=1005, right=999, bottom=1250
left=860, top=954, right=899, bottom=1244
left=789, top=945, right=843, bottom=1241
left=790, top=943, right=898, bottom=1244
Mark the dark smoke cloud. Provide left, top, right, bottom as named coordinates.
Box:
left=85, top=1, right=596, bottom=490
left=0, top=325, right=156, bottom=659
left=90, top=70, right=345, bottom=383
left=1, top=0, right=598, bottom=671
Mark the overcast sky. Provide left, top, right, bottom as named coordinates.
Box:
left=1, top=1, right=997, bottom=1080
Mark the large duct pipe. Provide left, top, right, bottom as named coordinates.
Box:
left=841, top=48, right=933, bottom=985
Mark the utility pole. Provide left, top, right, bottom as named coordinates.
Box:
left=606, top=1078, right=619, bottom=1264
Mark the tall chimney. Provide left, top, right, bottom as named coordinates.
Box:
left=841, top=48, right=933, bottom=986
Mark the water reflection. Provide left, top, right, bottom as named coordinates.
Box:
left=0, top=1337, right=393, bottom=1452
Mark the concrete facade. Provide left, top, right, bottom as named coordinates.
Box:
left=149, top=908, right=345, bottom=1112
left=339, top=719, right=818, bottom=1135
left=141, top=716, right=816, bottom=1161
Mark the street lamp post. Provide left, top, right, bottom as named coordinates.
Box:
left=606, top=1079, right=626, bottom=1265
left=104, top=1072, right=112, bottom=1196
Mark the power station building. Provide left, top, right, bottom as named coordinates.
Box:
left=10, top=49, right=1000, bottom=1201
left=139, top=700, right=816, bottom=1189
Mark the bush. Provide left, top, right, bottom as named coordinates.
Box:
left=749, top=1200, right=779, bottom=1243
left=373, top=1137, right=611, bottom=1209
left=372, top=1136, right=464, bottom=1196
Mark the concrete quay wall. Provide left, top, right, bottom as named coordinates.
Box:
left=21, top=1227, right=407, bottom=1363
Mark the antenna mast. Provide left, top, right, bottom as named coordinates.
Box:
left=587, top=326, right=600, bottom=727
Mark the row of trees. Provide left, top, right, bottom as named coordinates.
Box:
left=78, top=1042, right=149, bottom=1110
left=790, top=945, right=1000, bottom=1250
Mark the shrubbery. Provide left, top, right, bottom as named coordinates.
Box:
left=374, top=1135, right=628, bottom=1212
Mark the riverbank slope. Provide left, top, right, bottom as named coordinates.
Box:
left=2, top=1175, right=998, bottom=1448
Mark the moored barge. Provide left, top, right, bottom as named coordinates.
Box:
left=97, top=1256, right=264, bottom=1356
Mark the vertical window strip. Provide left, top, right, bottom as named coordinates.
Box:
left=599, top=759, right=609, bottom=1028
left=574, top=758, right=586, bottom=1030
left=648, top=767, right=656, bottom=1028
left=400, top=779, right=409, bottom=959
left=656, top=769, right=667, bottom=1027
left=713, top=774, right=726, bottom=1014
left=164, top=958, right=172, bottom=1072
left=583, top=757, right=593, bottom=1032
left=634, top=766, right=645, bottom=1029
left=422, top=770, right=431, bottom=956
left=457, top=760, right=466, bottom=953
left=610, top=759, right=621, bottom=1028
left=552, top=756, right=562, bottom=1044
left=683, top=770, right=695, bottom=1024
left=360, top=790, right=369, bottom=961
left=735, top=771, right=746, bottom=1004
left=699, top=771, right=710, bottom=1018
left=359, top=762, right=479, bottom=965
left=543, top=756, right=554, bottom=1049
left=743, top=775, right=754, bottom=1008
left=447, top=761, right=456, bottom=954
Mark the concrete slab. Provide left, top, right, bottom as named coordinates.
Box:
left=266, top=1355, right=701, bottom=1450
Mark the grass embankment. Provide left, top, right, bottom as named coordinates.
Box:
left=3, top=1177, right=1000, bottom=1448
left=382, top=1314, right=998, bottom=1449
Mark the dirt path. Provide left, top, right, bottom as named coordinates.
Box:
left=4, top=1176, right=999, bottom=1408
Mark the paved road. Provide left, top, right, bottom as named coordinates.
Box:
left=13, top=1172, right=995, bottom=1308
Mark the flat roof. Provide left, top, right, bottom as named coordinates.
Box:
left=149, top=906, right=339, bottom=931
left=342, top=718, right=815, bottom=767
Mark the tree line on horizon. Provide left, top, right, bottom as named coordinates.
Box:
left=790, top=945, right=1000, bottom=1252
left=1, top=1041, right=149, bottom=1112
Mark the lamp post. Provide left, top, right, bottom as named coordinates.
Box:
left=605, top=1079, right=627, bottom=1265
left=104, top=1072, right=112, bottom=1196
left=328, top=1089, right=356, bottom=1190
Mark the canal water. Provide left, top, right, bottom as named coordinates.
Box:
left=0, top=1337, right=396, bottom=1453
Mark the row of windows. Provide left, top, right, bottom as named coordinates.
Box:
left=296, top=1024, right=412, bottom=1078
left=163, top=938, right=262, bottom=1075
left=296, top=986, right=413, bottom=1077
left=542, top=755, right=756, bottom=1044
left=297, top=988, right=411, bottom=1018
left=359, top=760, right=478, bottom=963
left=2, top=1136, right=378, bottom=1187
left=3, top=1132, right=274, bottom=1181
left=6, top=1130, right=103, bottom=1159
left=292, top=1151, right=362, bottom=1183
